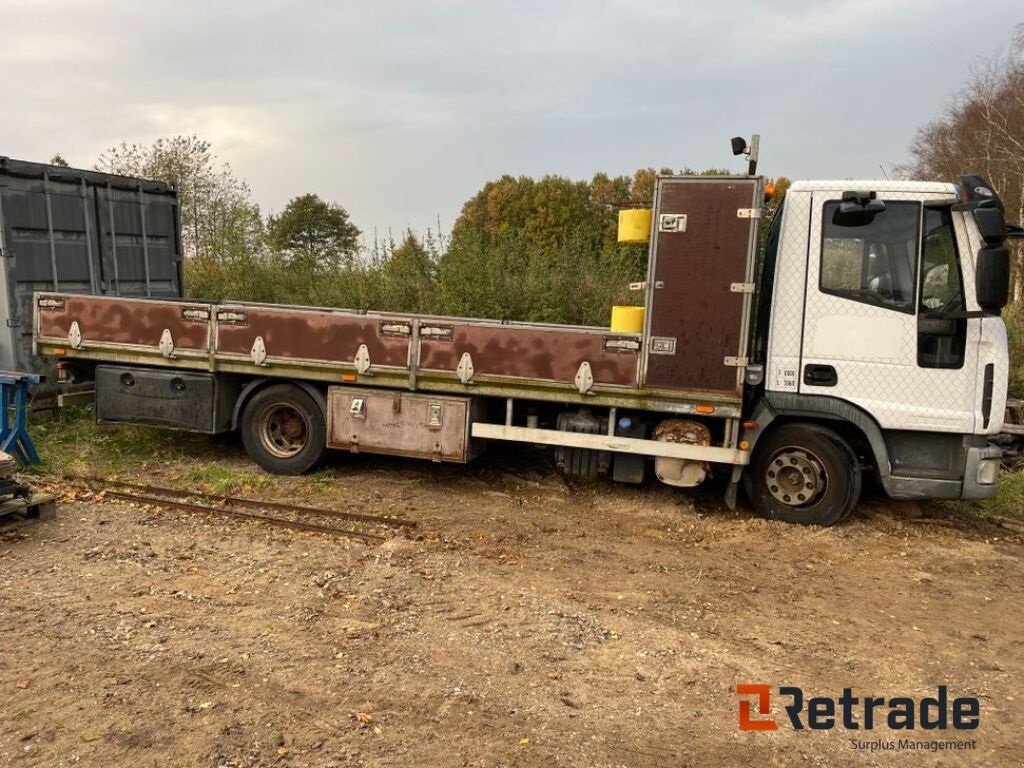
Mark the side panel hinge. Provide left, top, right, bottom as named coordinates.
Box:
left=159, top=328, right=176, bottom=359
left=574, top=361, right=594, bottom=395
left=456, top=352, right=475, bottom=384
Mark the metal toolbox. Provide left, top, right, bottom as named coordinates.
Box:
left=96, top=365, right=235, bottom=433
left=326, top=387, right=485, bottom=463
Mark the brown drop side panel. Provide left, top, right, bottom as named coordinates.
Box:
left=37, top=294, right=210, bottom=350
left=643, top=178, right=759, bottom=393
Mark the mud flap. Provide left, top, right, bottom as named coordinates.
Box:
left=724, top=465, right=744, bottom=510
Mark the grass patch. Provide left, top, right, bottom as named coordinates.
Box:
left=964, top=467, right=1024, bottom=520
left=29, top=407, right=269, bottom=496
left=26, top=407, right=331, bottom=503
left=177, top=464, right=273, bottom=496
left=28, top=406, right=211, bottom=479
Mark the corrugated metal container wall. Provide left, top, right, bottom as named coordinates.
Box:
left=0, top=157, right=182, bottom=372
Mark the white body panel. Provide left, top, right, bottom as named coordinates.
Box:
left=766, top=180, right=1005, bottom=436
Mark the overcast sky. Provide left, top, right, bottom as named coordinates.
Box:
left=1, top=1, right=1019, bottom=240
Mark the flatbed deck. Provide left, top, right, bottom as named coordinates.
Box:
left=34, top=292, right=746, bottom=418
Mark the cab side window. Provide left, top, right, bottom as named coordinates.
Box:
left=820, top=201, right=920, bottom=313
left=917, top=207, right=966, bottom=369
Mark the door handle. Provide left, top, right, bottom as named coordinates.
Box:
left=803, top=364, right=838, bottom=387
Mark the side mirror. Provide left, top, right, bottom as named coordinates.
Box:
left=976, top=246, right=1010, bottom=312
left=974, top=207, right=1007, bottom=243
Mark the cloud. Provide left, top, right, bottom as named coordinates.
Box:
left=1, top=0, right=1018, bottom=236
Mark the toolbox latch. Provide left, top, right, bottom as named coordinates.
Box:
left=658, top=213, right=687, bottom=233
left=350, top=397, right=366, bottom=419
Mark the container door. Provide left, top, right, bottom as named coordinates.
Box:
left=0, top=182, right=101, bottom=370
left=95, top=184, right=182, bottom=298
left=642, top=177, right=762, bottom=394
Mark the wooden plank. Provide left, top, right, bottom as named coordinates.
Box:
left=0, top=493, right=57, bottom=530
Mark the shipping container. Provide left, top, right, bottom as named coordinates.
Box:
left=0, top=156, right=182, bottom=372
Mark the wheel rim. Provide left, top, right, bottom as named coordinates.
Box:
left=765, top=445, right=828, bottom=507
left=258, top=402, right=309, bottom=459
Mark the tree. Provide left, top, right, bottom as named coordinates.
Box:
left=96, top=135, right=259, bottom=261
left=267, top=193, right=361, bottom=273
left=378, top=231, right=438, bottom=312
left=49, top=154, right=69, bottom=168
left=902, top=26, right=1024, bottom=302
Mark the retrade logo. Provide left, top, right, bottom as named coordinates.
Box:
left=737, top=684, right=778, bottom=731
left=736, top=685, right=980, bottom=732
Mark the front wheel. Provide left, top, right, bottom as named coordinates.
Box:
left=240, top=384, right=326, bottom=475
left=745, top=423, right=861, bottom=526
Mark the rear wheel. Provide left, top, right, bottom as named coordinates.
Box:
left=746, top=423, right=861, bottom=526
left=240, top=384, right=326, bottom=474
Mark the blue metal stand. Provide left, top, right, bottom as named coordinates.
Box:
left=0, top=371, right=41, bottom=466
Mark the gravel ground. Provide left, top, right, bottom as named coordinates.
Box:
left=1, top=445, right=1021, bottom=767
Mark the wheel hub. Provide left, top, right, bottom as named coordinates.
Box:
left=259, top=403, right=309, bottom=459
left=765, top=447, right=828, bottom=507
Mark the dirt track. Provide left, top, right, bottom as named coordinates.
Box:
left=1, top=445, right=1022, bottom=767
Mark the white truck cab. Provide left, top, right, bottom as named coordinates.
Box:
left=745, top=177, right=1011, bottom=522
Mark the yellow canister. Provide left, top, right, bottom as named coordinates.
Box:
left=617, top=208, right=652, bottom=243
left=611, top=305, right=645, bottom=334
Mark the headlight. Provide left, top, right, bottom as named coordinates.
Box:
left=976, top=458, right=1001, bottom=485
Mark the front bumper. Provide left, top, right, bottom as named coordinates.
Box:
left=883, top=439, right=1004, bottom=501
left=961, top=442, right=1004, bottom=500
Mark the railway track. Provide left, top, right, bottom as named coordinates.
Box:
left=37, top=475, right=414, bottom=544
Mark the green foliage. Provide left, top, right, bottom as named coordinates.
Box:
left=378, top=232, right=439, bottom=313
left=267, top=193, right=361, bottom=273
left=49, top=153, right=69, bottom=168
left=964, top=466, right=1024, bottom=520
left=30, top=407, right=206, bottom=477
left=166, top=141, right=739, bottom=328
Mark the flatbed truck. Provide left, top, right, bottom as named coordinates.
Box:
left=32, top=138, right=1017, bottom=525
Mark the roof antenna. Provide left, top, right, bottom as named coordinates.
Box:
left=879, top=162, right=890, bottom=180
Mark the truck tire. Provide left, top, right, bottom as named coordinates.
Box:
left=240, top=384, right=326, bottom=475
left=746, top=423, right=861, bottom=526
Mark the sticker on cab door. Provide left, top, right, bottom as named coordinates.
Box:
left=771, top=365, right=799, bottom=392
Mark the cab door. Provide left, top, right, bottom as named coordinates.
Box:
left=798, top=191, right=979, bottom=433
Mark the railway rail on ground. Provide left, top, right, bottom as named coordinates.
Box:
left=34, top=475, right=414, bottom=544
